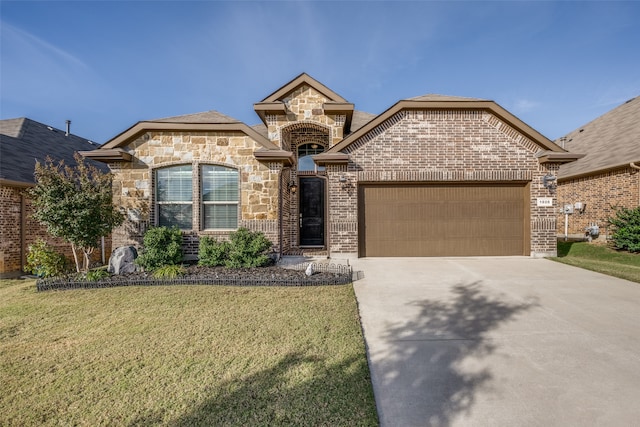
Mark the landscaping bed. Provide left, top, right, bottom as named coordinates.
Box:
left=36, top=263, right=354, bottom=291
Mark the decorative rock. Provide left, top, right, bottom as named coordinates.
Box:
left=108, top=246, right=138, bottom=275
left=305, top=262, right=314, bottom=277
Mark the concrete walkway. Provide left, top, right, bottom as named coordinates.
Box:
left=351, top=257, right=640, bottom=427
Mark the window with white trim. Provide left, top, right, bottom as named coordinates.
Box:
left=154, top=164, right=239, bottom=230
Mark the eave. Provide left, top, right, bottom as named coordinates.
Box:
left=536, top=151, right=585, bottom=165
left=312, top=152, right=350, bottom=165
left=0, top=178, right=34, bottom=188
left=79, top=148, right=133, bottom=163
left=558, top=159, right=640, bottom=182
left=253, top=150, right=294, bottom=166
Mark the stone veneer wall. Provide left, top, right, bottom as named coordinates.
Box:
left=557, top=166, right=640, bottom=239
left=0, top=184, right=110, bottom=277
left=110, top=131, right=281, bottom=256
left=327, top=109, right=560, bottom=257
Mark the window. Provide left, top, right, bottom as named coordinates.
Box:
left=297, top=143, right=325, bottom=172
left=202, top=165, right=238, bottom=229
left=156, top=165, right=193, bottom=229
left=155, top=164, right=239, bottom=230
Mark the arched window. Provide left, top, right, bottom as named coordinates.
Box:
left=297, top=143, right=325, bottom=172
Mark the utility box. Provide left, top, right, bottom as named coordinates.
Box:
left=563, top=204, right=574, bottom=214
left=574, top=202, right=583, bottom=211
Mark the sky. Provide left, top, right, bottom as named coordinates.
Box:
left=1, top=1, right=639, bottom=145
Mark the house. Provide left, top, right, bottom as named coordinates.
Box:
left=556, top=96, right=640, bottom=240
left=81, top=73, right=580, bottom=259
left=0, top=118, right=110, bottom=277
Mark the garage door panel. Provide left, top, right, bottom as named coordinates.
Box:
left=360, top=184, right=528, bottom=257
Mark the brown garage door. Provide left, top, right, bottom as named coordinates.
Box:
left=359, top=183, right=529, bottom=257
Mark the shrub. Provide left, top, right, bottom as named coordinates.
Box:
left=136, top=226, right=184, bottom=270
left=153, top=264, right=186, bottom=279
left=608, top=206, right=640, bottom=252
left=198, top=236, right=231, bottom=267
left=85, top=268, right=110, bottom=282
left=225, top=228, right=273, bottom=268
left=25, top=239, right=68, bottom=278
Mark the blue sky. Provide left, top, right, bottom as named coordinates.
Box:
left=1, top=1, right=639, bottom=144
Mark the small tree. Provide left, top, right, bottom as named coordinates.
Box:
left=28, top=154, right=124, bottom=272
left=608, top=206, right=640, bottom=252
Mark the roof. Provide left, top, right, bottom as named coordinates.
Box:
left=557, top=96, right=640, bottom=180
left=0, top=117, right=104, bottom=186
left=406, top=94, right=486, bottom=102
left=152, top=110, right=241, bottom=124
left=93, top=110, right=278, bottom=158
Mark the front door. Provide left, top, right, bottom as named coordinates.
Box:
left=299, top=177, right=325, bottom=246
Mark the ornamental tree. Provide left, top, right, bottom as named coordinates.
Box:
left=28, top=153, right=124, bottom=272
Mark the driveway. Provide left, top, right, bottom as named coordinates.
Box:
left=351, top=257, right=640, bottom=426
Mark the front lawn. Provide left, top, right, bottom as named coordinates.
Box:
left=552, top=241, right=640, bottom=283
left=0, top=279, right=378, bottom=426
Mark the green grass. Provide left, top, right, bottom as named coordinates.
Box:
left=552, top=242, right=640, bottom=283
left=0, top=280, right=378, bottom=426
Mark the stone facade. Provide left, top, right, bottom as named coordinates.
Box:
left=557, top=166, right=640, bottom=240
left=109, top=131, right=280, bottom=255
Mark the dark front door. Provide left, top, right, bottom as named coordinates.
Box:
left=299, top=177, right=325, bottom=246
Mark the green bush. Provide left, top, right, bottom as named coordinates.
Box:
left=153, top=264, right=186, bottom=279
left=608, top=206, right=640, bottom=252
left=197, top=228, right=273, bottom=268
left=136, top=226, right=184, bottom=270
left=198, top=236, right=231, bottom=267
left=84, top=268, right=110, bottom=282
left=225, top=228, right=273, bottom=268
left=25, top=239, right=68, bottom=278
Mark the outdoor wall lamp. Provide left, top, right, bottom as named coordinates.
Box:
left=542, top=174, right=557, bottom=191
left=339, top=176, right=347, bottom=183
left=289, top=182, right=298, bottom=194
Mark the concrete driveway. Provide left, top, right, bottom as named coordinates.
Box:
left=351, top=257, right=640, bottom=427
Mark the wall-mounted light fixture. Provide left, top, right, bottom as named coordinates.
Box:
left=542, top=173, right=557, bottom=191
left=289, top=181, right=298, bottom=194
left=339, top=176, right=347, bottom=183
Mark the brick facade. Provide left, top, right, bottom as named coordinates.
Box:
left=557, top=166, right=640, bottom=239
left=326, top=110, right=559, bottom=257
left=0, top=184, right=111, bottom=277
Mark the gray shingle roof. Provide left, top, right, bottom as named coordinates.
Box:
left=0, top=117, right=104, bottom=185
left=151, top=110, right=241, bottom=124
left=557, top=96, right=640, bottom=179
left=405, top=94, right=486, bottom=102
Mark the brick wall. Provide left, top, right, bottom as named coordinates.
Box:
left=328, top=109, right=559, bottom=257
left=1, top=184, right=111, bottom=277
left=557, top=166, right=640, bottom=239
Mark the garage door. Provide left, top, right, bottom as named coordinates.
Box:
left=359, top=184, right=529, bottom=257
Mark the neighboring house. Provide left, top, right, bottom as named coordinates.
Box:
left=0, top=118, right=110, bottom=277
left=82, top=73, right=579, bottom=259
left=556, top=96, right=640, bottom=240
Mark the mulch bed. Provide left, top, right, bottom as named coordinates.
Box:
left=36, top=264, right=353, bottom=292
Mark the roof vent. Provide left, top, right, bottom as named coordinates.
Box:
left=65, top=120, right=71, bottom=136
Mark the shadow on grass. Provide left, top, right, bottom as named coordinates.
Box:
left=377, top=282, right=535, bottom=426
left=556, top=241, right=575, bottom=257
left=129, top=352, right=377, bottom=426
